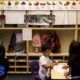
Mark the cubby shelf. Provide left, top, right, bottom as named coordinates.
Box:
left=0, top=6, right=80, bottom=74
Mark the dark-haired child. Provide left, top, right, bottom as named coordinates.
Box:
left=39, top=44, right=58, bottom=80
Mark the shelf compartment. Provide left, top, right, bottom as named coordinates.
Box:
left=16, top=62, right=27, bottom=66
left=9, top=62, right=15, bottom=66
left=28, top=30, right=75, bottom=53
left=16, top=68, right=27, bottom=72
left=9, top=68, right=15, bottom=72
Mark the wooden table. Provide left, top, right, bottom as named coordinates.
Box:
left=51, top=63, right=71, bottom=80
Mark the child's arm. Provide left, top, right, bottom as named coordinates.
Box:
left=43, top=62, right=58, bottom=69
left=64, top=67, right=72, bottom=78
left=62, top=65, right=69, bottom=69
left=62, top=65, right=72, bottom=78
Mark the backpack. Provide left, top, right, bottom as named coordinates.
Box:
left=7, top=32, right=16, bottom=52
left=42, top=33, right=52, bottom=45
left=0, top=15, right=5, bottom=23
left=42, top=32, right=61, bottom=53
left=51, top=33, right=61, bottom=53
left=16, top=33, right=23, bottom=44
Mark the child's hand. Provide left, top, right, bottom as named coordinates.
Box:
left=51, top=62, right=58, bottom=66
left=50, top=62, right=58, bottom=69
left=54, top=61, right=58, bottom=65
left=62, top=65, right=69, bottom=70
left=64, top=71, right=69, bottom=78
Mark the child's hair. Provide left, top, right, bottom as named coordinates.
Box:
left=69, top=40, right=80, bottom=56
left=68, top=41, right=80, bottom=71
left=0, top=46, right=5, bottom=59
left=41, top=44, right=51, bottom=52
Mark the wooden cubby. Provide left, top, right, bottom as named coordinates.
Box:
left=0, top=3, right=79, bottom=74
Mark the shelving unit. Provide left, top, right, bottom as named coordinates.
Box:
left=0, top=0, right=79, bottom=74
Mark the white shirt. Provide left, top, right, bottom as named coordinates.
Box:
left=39, top=55, right=52, bottom=80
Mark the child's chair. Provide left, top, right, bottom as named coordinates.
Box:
left=29, top=61, right=41, bottom=80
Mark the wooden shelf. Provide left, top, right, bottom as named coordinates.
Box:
left=28, top=28, right=75, bottom=30
left=28, top=23, right=49, bottom=25
left=0, top=9, right=78, bottom=74
left=8, top=72, right=16, bottom=74
left=0, top=28, right=27, bottom=30
left=16, top=66, right=27, bottom=68
left=8, top=72, right=27, bottom=74
left=10, top=66, right=15, bottom=68
left=6, top=53, right=27, bottom=56
left=16, top=60, right=27, bottom=62
left=28, top=52, right=69, bottom=56
left=15, top=72, right=27, bottom=74
left=9, top=59, right=15, bottom=62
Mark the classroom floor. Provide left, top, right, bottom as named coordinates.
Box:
left=5, top=74, right=34, bottom=80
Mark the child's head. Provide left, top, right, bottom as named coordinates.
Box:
left=41, top=44, right=51, bottom=56
left=69, top=40, right=80, bottom=56
left=0, top=46, right=5, bottom=59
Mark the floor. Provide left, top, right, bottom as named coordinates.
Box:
left=5, top=74, right=34, bottom=80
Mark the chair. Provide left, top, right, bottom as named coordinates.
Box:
left=30, top=61, right=41, bottom=80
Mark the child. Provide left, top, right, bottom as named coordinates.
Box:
left=39, top=44, right=58, bottom=80
left=63, top=40, right=80, bottom=80
left=0, top=46, right=10, bottom=79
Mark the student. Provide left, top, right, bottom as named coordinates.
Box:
left=0, top=46, right=10, bottom=79
left=39, top=44, right=58, bottom=80
left=63, top=40, right=80, bottom=80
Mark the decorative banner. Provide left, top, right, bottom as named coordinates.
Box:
left=0, top=15, right=5, bottom=23
left=0, top=1, right=80, bottom=10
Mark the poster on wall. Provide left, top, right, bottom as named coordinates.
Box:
left=4, top=11, right=26, bottom=24
left=22, top=29, right=32, bottom=41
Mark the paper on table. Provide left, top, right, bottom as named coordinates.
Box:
left=53, top=64, right=69, bottom=74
